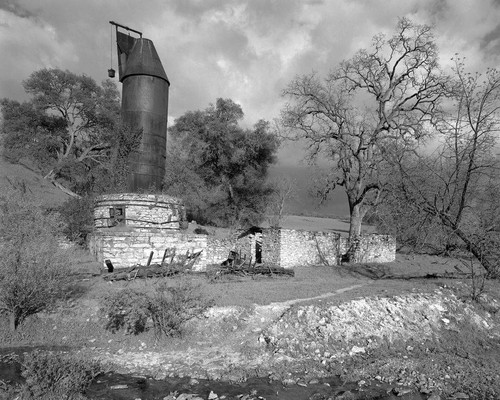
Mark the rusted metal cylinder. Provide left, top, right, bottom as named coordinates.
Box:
left=119, top=37, right=169, bottom=191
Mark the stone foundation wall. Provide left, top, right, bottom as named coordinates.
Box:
left=89, top=228, right=396, bottom=271
left=89, top=231, right=208, bottom=271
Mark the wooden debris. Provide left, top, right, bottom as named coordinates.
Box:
left=211, top=250, right=294, bottom=279
left=214, top=263, right=294, bottom=278
left=103, top=248, right=203, bottom=281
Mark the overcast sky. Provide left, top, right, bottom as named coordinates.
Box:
left=1, top=0, right=500, bottom=165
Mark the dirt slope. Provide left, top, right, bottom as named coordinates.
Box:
left=0, top=154, right=70, bottom=207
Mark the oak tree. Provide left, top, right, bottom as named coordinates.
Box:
left=1, top=68, right=121, bottom=196
left=280, top=18, right=446, bottom=255
left=165, top=98, right=279, bottom=227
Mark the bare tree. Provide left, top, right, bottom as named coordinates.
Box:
left=266, top=177, right=295, bottom=228
left=280, top=18, right=446, bottom=254
left=385, top=58, right=500, bottom=277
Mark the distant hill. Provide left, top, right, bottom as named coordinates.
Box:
left=268, top=164, right=349, bottom=219
left=0, top=154, right=71, bottom=208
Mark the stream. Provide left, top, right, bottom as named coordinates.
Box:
left=0, top=347, right=427, bottom=400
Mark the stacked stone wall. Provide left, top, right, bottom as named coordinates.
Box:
left=90, top=231, right=208, bottom=271
left=89, top=227, right=396, bottom=272
left=94, top=193, right=186, bottom=230
left=262, top=229, right=281, bottom=266
left=339, top=234, right=396, bottom=263
left=278, top=229, right=341, bottom=268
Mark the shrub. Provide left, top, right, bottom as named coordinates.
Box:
left=58, top=195, right=94, bottom=247
left=194, top=227, right=210, bottom=235
left=148, top=280, right=214, bottom=339
left=19, top=350, right=103, bottom=400
left=0, top=186, right=71, bottom=331
left=101, top=289, right=149, bottom=335
left=101, top=279, right=214, bottom=338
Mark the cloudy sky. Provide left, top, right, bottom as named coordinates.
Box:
left=1, top=0, right=500, bottom=165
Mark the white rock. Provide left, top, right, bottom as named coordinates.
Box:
left=110, top=384, right=128, bottom=389
left=349, top=346, right=366, bottom=356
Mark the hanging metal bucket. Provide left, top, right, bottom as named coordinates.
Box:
left=108, top=68, right=116, bottom=78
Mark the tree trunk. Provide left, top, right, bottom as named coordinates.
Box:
left=345, top=202, right=367, bottom=263
left=452, top=226, right=499, bottom=278
left=348, top=204, right=363, bottom=240
left=9, top=312, right=16, bottom=331
left=45, top=175, right=81, bottom=198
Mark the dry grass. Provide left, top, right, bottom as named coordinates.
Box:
left=75, top=252, right=482, bottom=309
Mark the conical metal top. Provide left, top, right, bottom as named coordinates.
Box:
left=117, top=32, right=169, bottom=84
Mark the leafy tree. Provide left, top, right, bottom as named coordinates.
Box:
left=0, top=185, right=70, bottom=330
left=1, top=68, right=121, bottom=196
left=380, top=58, right=500, bottom=277
left=280, top=18, right=446, bottom=255
left=165, top=98, right=279, bottom=227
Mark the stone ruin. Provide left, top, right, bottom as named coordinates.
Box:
left=89, top=23, right=396, bottom=272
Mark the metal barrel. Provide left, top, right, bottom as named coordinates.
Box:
left=119, top=36, right=170, bottom=192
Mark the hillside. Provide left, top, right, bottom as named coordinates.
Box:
left=268, top=164, right=349, bottom=219
left=0, top=154, right=70, bottom=208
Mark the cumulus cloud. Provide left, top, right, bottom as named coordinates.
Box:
left=1, top=0, right=500, bottom=163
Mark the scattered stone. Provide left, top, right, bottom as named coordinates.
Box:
left=349, top=346, right=365, bottom=356
left=334, top=390, right=356, bottom=400
left=393, top=387, right=412, bottom=396
left=109, top=384, right=128, bottom=389
left=308, top=379, right=319, bottom=385
left=452, top=393, right=469, bottom=399
left=176, top=394, right=203, bottom=400
left=281, top=378, right=296, bottom=386
left=208, top=391, right=218, bottom=399
left=189, top=378, right=199, bottom=385
left=427, top=395, right=441, bottom=400
left=297, top=380, right=308, bottom=387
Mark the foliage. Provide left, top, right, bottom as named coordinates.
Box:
left=58, top=195, right=95, bottom=246
left=280, top=18, right=446, bottom=244
left=101, top=289, right=150, bottom=335
left=165, top=98, right=279, bottom=227
left=1, top=68, right=122, bottom=196
left=19, top=350, right=102, bottom=400
left=0, top=186, right=71, bottom=330
left=101, top=279, right=214, bottom=338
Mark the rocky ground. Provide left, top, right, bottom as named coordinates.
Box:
left=82, top=284, right=500, bottom=400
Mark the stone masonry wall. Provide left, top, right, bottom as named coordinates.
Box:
left=339, top=234, right=396, bottom=263
left=262, top=229, right=281, bottom=266
left=94, top=193, right=186, bottom=230
left=90, top=231, right=208, bottom=271
left=89, top=228, right=396, bottom=272
left=278, top=229, right=342, bottom=268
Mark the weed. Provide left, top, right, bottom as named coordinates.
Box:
left=100, top=279, right=214, bottom=339
left=19, top=350, right=103, bottom=399
left=101, top=289, right=149, bottom=335
left=148, top=279, right=214, bottom=339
